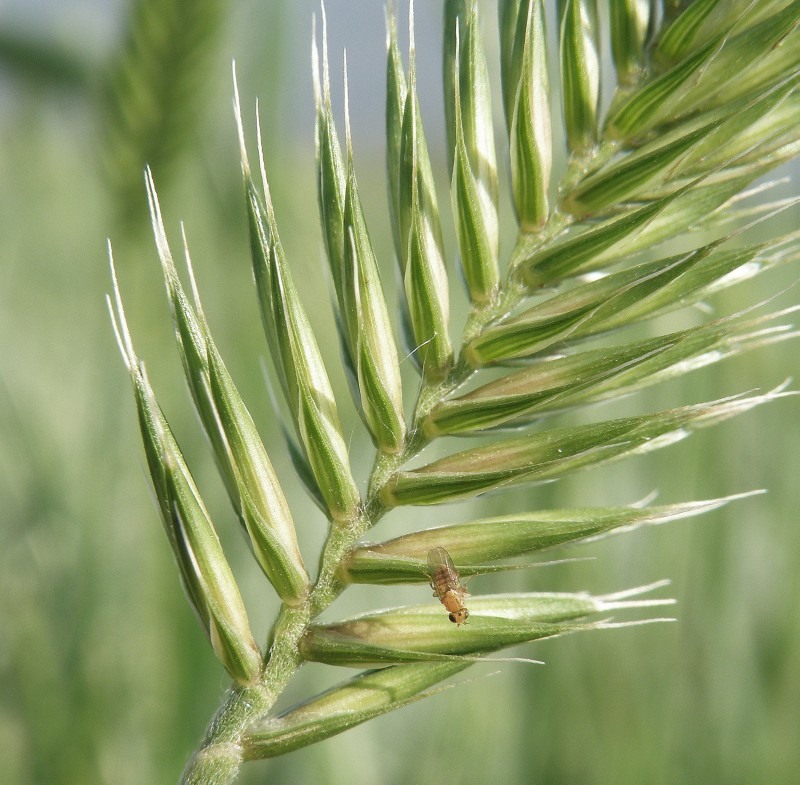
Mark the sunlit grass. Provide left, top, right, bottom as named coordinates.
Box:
left=2, top=2, right=800, bottom=784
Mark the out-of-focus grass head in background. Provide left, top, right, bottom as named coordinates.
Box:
left=2, top=1, right=800, bottom=784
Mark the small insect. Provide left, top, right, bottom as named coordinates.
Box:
left=427, top=546, right=470, bottom=625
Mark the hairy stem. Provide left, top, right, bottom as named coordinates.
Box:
left=179, top=608, right=304, bottom=783
left=179, top=512, right=374, bottom=783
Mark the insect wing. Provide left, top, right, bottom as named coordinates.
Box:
left=427, top=546, right=457, bottom=580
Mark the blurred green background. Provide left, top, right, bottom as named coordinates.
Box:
left=2, top=2, right=799, bottom=784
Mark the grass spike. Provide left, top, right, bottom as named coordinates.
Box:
left=107, top=5, right=800, bottom=781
